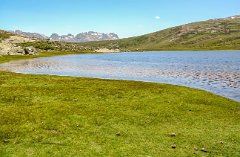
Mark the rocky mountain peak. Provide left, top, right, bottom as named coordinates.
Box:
left=50, top=31, right=119, bottom=42
left=14, top=30, right=119, bottom=43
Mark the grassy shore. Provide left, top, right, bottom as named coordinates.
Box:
left=0, top=51, right=96, bottom=64
left=0, top=52, right=240, bottom=156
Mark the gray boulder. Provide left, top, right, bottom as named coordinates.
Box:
left=24, top=46, right=38, bottom=55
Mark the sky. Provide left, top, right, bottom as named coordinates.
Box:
left=0, top=0, right=240, bottom=38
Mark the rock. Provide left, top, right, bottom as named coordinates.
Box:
left=3, top=139, right=9, bottom=143
left=7, top=46, right=25, bottom=55
left=170, top=133, right=176, bottom=137
left=24, top=46, right=38, bottom=55
left=201, top=148, right=208, bottom=152
left=171, top=144, right=177, bottom=149
left=116, top=132, right=121, bottom=136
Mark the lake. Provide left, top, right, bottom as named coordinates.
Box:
left=1, top=51, right=240, bottom=102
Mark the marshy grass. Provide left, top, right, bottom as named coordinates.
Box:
left=0, top=53, right=239, bottom=156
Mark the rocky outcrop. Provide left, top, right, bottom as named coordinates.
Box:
left=0, top=35, right=38, bottom=55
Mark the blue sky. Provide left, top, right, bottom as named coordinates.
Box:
left=0, top=0, right=239, bottom=38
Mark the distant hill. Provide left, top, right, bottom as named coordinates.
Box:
left=78, top=15, right=240, bottom=51
left=13, top=30, right=49, bottom=40
left=12, top=30, right=119, bottom=43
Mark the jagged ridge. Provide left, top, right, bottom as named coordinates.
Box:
left=12, top=30, right=119, bottom=43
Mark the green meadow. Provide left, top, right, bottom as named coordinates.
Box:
left=0, top=52, right=240, bottom=156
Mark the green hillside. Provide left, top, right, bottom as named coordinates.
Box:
left=78, top=16, right=240, bottom=51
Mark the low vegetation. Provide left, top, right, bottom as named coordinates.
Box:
left=18, top=41, right=94, bottom=52
left=0, top=51, right=95, bottom=64
left=0, top=31, right=12, bottom=42
left=0, top=54, right=240, bottom=156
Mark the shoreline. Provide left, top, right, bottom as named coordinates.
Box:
left=4, top=70, right=240, bottom=103
left=0, top=51, right=239, bottom=103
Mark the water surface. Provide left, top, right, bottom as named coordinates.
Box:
left=1, top=51, right=240, bottom=102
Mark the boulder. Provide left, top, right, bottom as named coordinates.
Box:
left=24, top=46, right=38, bottom=55
left=8, top=46, right=25, bottom=55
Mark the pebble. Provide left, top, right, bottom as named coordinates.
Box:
left=172, top=144, right=177, bottom=149
left=201, top=148, right=208, bottom=152
left=170, top=133, right=176, bottom=137
left=116, top=132, right=121, bottom=136
left=3, top=139, right=9, bottom=143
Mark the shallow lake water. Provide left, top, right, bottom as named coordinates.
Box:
left=1, top=51, right=240, bottom=102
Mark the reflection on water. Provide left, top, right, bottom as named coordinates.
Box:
left=1, top=51, right=240, bottom=102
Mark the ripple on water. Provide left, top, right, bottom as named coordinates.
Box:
left=0, top=51, right=240, bottom=102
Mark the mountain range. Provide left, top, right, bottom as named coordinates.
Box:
left=13, top=30, right=119, bottom=43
